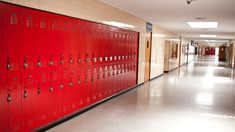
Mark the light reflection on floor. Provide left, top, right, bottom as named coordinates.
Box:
left=48, top=57, right=235, bottom=132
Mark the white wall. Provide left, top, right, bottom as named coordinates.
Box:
left=150, top=26, right=177, bottom=79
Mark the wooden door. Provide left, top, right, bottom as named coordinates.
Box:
left=144, top=32, right=152, bottom=82
left=219, top=46, right=226, bottom=61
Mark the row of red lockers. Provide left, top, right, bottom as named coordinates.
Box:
left=0, top=2, right=139, bottom=132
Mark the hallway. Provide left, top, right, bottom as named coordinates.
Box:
left=48, top=59, right=235, bottom=132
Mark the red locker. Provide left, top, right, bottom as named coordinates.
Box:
left=1, top=2, right=139, bottom=131
left=0, top=5, right=7, bottom=132
left=90, top=67, right=98, bottom=104
left=4, top=5, right=23, bottom=132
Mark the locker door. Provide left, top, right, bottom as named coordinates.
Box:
left=0, top=4, right=7, bottom=132
left=97, top=66, right=103, bottom=101
left=68, top=68, right=78, bottom=113
left=97, top=26, right=103, bottom=66
left=34, top=15, right=50, bottom=70
left=20, top=9, right=40, bottom=131
left=49, top=17, right=59, bottom=70
left=83, top=68, right=92, bottom=106
left=76, top=69, right=82, bottom=110
left=92, top=24, right=99, bottom=66
left=103, top=65, right=108, bottom=98
left=107, top=65, right=112, bottom=96
left=46, top=70, right=59, bottom=122
left=31, top=70, right=48, bottom=128
left=90, top=67, right=97, bottom=104
left=60, top=68, right=71, bottom=116
left=70, top=20, right=79, bottom=68
left=0, top=75, right=7, bottom=132
left=21, top=72, right=38, bottom=131
left=5, top=6, right=23, bottom=132
left=78, top=20, right=86, bottom=69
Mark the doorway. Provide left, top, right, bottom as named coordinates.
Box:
left=144, top=32, right=152, bottom=82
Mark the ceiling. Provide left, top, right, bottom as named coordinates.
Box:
left=102, top=0, right=235, bottom=40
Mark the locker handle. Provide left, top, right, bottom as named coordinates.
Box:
left=91, top=76, right=94, bottom=82
left=70, top=58, right=73, bottom=64
left=77, top=58, right=81, bottom=64
left=60, top=60, right=64, bottom=65
left=37, top=88, right=41, bottom=94
left=98, top=57, right=102, bottom=62
left=69, top=82, right=73, bottom=87
left=78, top=80, right=81, bottom=85
left=24, top=90, right=28, bottom=98
left=23, top=62, right=29, bottom=69
left=37, top=61, right=42, bottom=67
left=93, top=58, right=97, bottom=62
left=86, top=58, right=90, bottom=63
left=7, top=94, right=12, bottom=102
left=49, top=60, right=53, bottom=66
left=7, top=63, right=12, bottom=70
left=49, top=86, right=53, bottom=92
left=23, top=56, right=29, bottom=68
left=60, top=84, right=64, bottom=89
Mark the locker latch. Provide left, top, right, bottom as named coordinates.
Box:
left=23, top=57, right=29, bottom=69
left=37, top=88, right=41, bottom=94
left=60, top=83, right=64, bottom=89
left=77, top=57, right=81, bottom=64
left=93, top=57, right=97, bottom=63
left=91, top=76, right=94, bottom=82
left=23, top=90, right=28, bottom=98
left=77, top=80, right=81, bottom=85
left=49, top=58, right=53, bottom=66
left=98, top=57, right=102, bottom=62
left=49, top=86, right=53, bottom=92
left=7, top=57, right=12, bottom=70
left=60, top=59, right=64, bottom=65
left=69, top=81, right=73, bottom=87
left=7, top=63, right=12, bottom=70
left=37, top=57, right=42, bottom=67
left=7, top=94, right=12, bottom=102
left=70, top=55, right=73, bottom=64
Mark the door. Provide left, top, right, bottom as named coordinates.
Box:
left=144, top=32, right=152, bottom=82
left=219, top=46, right=226, bottom=61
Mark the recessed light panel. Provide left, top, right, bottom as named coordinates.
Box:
left=187, top=22, right=218, bottom=28
left=200, top=35, right=216, bottom=38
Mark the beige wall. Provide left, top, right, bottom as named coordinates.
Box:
left=231, top=41, right=235, bottom=68
left=150, top=26, right=177, bottom=79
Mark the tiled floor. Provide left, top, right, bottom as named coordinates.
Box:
left=48, top=58, right=235, bottom=132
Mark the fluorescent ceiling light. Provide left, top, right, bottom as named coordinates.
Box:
left=170, top=39, right=180, bottom=41
left=102, top=21, right=135, bottom=28
left=200, top=35, right=216, bottom=38
left=205, top=40, right=216, bottom=42
left=153, top=34, right=166, bottom=37
left=187, top=22, right=218, bottom=28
